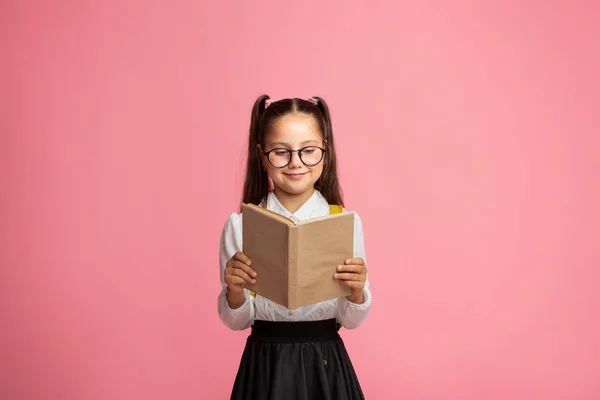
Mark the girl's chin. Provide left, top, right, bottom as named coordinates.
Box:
left=273, top=182, right=316, bottom=197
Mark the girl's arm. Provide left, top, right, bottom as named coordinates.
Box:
left=217, top=214, right=254, bottom=330
left=335, top=212, right=373, bottom=329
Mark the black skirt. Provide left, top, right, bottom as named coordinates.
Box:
left=230, top=318, right=364, bottom=400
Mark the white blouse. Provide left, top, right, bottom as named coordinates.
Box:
left=217, top=190, right=372, bottom=330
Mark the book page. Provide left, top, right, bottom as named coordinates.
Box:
left=291, top=212, right=354, bottom=309
left=296, top=210, right=351, bottom=225
left=242, top=204, right=290, bottom=307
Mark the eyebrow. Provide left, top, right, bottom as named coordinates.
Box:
left=269, top=140, right=320, bottom=147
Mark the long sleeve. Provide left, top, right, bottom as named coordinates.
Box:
left=217, top=213, right=255, bottom=330
left=336, top=212, right=372, bottom=329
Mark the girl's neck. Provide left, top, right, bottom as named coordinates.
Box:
left=272, top=187, right=315, bottom=215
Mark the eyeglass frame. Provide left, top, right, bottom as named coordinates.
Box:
left=262, top=145, right=327, bottom=168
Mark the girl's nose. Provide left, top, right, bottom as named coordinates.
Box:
left=289, top=151, right=303, bottom=167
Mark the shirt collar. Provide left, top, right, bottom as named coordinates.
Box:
left=266, top=190, right=329, bottom=222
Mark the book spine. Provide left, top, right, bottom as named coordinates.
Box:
left=288, top=226, right=299, bottom=309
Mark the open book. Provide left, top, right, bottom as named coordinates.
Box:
left=242, top=203, right=353, bottom=309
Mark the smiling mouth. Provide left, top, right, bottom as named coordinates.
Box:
left=284, top=172, right=307, bottom=178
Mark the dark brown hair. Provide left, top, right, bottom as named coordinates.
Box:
left=240, top=95, right=344, bottom=210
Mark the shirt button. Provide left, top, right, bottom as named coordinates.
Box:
left=288, top=309, right=294, bottom=315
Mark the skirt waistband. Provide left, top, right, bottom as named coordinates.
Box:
left=249, top=319, right=341, bottom=343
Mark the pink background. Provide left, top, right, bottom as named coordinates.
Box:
left=1, top=1, right=599, bottom=399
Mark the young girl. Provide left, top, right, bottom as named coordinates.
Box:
left=218, top=95, right=372, bottom=399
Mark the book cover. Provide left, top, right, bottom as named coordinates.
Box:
left=242, top=203, right=353, bottom=309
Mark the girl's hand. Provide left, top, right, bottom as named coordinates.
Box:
left=334, top=258, right=367, bottom=304
left=224, top=252, right=257, bottom=294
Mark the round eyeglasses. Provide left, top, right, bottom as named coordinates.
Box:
left=263, top=146, right=326, bottom=168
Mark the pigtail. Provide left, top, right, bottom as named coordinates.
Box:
left=241, top=95, right=271, bottom=210
left=312, top=96, right=344, bottom=206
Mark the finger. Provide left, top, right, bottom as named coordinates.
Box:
left=229, top=267, right=256, bottom=284
left=229, top=260, right=257, bottom=278
left=334, top=272, right=363, bottom=281
left=234, top=252, right=252, bottom=265
left=225, top=275, right=246, bottom=286
left=339, top=280, right=365, bottom=289
left=344, top=257, right=364, bottom=265
left=336, top=264, right=365, bottom=273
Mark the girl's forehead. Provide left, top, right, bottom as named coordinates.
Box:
left=267, top=113, right=322, bottom=143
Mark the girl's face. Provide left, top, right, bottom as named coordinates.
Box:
left=260, top=113, right=325, bottom=202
